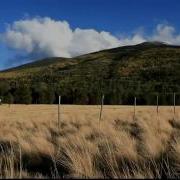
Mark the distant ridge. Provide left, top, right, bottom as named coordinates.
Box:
left=1, top=57, right=70, bottom=73
left=140, top=41, right=168, bottom=45
left=0, top=41, right=179, bottom=73
left=1, top=41, right=180, bottom=104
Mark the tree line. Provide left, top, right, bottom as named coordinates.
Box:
left=0, top=80, right=180, bottom=105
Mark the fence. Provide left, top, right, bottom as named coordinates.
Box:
left=56, top=92, right=180, bottom=128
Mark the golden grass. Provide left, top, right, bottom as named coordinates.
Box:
left=0, top=105, right=180, bottom=178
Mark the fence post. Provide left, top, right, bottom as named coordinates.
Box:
left=99, top=94, right=104, bottom=123
left=157, top=95, right=159, bottom=115
left=156, top=94, right=160, bottom=130
left=58, top=95, right=61, bottom=130
left=174, top=92, right=176, bottom=120
left=134, top=97, right=136, bottom=120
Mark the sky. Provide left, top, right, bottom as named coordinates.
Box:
left=0, top=0, right=180, bottom=70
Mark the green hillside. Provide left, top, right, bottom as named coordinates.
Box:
left=1, top=42, right=180, bottom=105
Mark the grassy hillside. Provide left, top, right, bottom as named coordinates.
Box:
left=1, top=42, right=180, bottom=104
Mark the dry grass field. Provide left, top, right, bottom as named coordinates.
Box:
left=0, top=104, right=180, bottom=178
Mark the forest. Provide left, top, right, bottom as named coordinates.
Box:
left=0, top=79, right=180, bottom=105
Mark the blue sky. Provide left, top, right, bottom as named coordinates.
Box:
left=0, top=0, right=180, bottom=69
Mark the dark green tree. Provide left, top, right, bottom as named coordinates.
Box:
left=14, top=86, right=32, bottom=104
left=4, top=93, right=14, bottom=104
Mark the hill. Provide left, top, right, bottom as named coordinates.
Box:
left=0, top=41, right=180, bottom=105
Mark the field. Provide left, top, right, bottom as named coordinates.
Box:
left=1, top=105, right=180, bottom=178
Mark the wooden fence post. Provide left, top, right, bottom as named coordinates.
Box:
left=174, top=92, right=176, bottom=120
left=134, top=97, right=136, bottom=120
left=156, top=94, right=160, bottom=130
left=58, top=95, right=61, bottom=130
left=157, top=95, right=159, bottom=116
left=99, top=94, right=104, bottom=123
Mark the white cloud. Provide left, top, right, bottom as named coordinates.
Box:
left=0, top=17, right=145, bottom=61
left=1, top=17, right=180, bottom=64
left=68, top=29, right=121, bottom=56
left=152, top=24, right=180, bottom=44
left=152, top=24, right=175, bottom=43
left=2, top=17, right=73, bottom=58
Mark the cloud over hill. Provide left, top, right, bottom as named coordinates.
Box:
left=1, top=17, right=180, bottom=63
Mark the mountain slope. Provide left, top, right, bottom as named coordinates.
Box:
left=1, top=41, right=179, bottom=80
left=1, top=42, right=180, bottom=105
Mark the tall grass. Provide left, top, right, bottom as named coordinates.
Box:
left=0, top=105, right=180, bottom=178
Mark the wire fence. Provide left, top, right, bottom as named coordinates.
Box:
left=103, top=92, right=180, bottom=106
left=55, top=93, right=180, bottom=127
